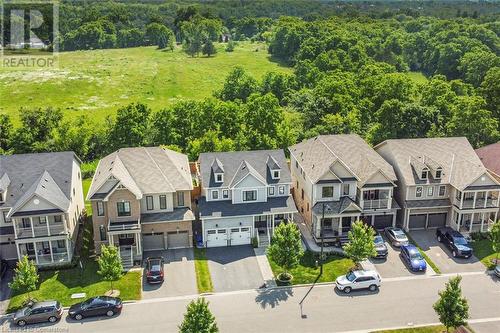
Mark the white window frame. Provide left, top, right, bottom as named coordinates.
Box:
left=177, top=192, right=185, bottom=207
left=435, top=168, right=442, bottom=179
left=342, top=184, right=350, bottom=196
left=159, top=195, right=167, bottom=210
left=211, top=190, right=219, bottom=200
left=438, top=185, right=446, bottom=197
left=272, top=170, right=280, bottom=179
left=278, top=185, right=285, bottom=195
left=97, top=201, right=105, bottom=216
left=268, top=186, right=275, bottom=196
left=215, top=173, right=224, bottom=183
left=322, top=186, right=334, bottom=198
left=243, top=190, right=257, bottom=202
left=416, top=186, right=423, bottom=198
left=421, top=169, right=428, bottom=180
left=222, top=189, right=229, bottom=199
left=427, top=186, right=434, bottom=196
left=146, top=196, right=154, bottom=210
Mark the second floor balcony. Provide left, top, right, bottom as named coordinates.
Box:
left=14, top=216, right=67, bottom=239
left=455, top=190, right=500, bottom=210
left=359, top=188, right=392, bottom=211
left=362, top=199, right=390, bottom=210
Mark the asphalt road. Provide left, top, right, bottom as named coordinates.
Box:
left=1, top=272, right=498, bottom=333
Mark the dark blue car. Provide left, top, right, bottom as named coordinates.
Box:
left=400, top=245, right=427, bottom=272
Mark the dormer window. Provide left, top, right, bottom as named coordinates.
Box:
left=435, top=168, right=442, bottom=179
left=215, top=173, right=223, bottom=183
left=421, top=169, right=428, bottom=180
left=272, top=170, right=280, bottom=179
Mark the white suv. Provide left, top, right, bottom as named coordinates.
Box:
left=335, top=270, right=381, bottom=294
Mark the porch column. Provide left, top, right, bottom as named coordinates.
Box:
left=473, top=192, right=477, bottom=209
left=48, top=241, right=54, bottom=263
left=65, top=239, right=70, bottom=261
left=137, top=233, right=142, bottom=255
left=392, top=213, right=396, bottom=227
left=480, top=213, right=485, bottom=232
left=109, top=234, right=114, bottom=246
left=371, top=215, right=375, bottom=227
left=16, top=243, right=21, bottom=260
left=460, top=192, right=464, bottom=209
left=470, top=212, right=475, bottom=232
left=135, top=233, right=140, bottom=255
left=338, top=216, right=342, bottom=236
left=356, top=214, right=361, bottom=222
left=46, top=216, right=50, bottom=236
left=457, top=212, right=462, bottom=231
left=63, top=215, right=68, bottom=233
left=13, top=219, right=18, bottom=238
left=267, top=216, right=271, bottom=244
left=30, top=217, right=34, bottom=237
left=485, top=191, right=489, bottom=208
left=33, top=242, right=39, bottom=264
left=272, top=214, right=275, bottom=234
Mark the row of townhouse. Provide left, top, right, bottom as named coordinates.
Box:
left=1, top=135, right=499, bottom=267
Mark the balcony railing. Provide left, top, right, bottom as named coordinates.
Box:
left=461, top=198, right=499, bottom=209
left=362, top=199, right=390, bottom=210
left=15, top=224, right=66, bottom=238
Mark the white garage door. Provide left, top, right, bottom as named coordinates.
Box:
left=143, top=233, right=165, bottom=251
left=230, top=227, right=251, bottom=246
left=206, top=229, right=228, bottom=247
left=167, top=231, right=190, bottom=249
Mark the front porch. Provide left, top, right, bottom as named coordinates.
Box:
left=254, top=212, right=294, bottom=247
left=452, top=210, right=498, bottom=234
left=107, top=219, right=143, bottom=269
left=311, top=214, right=360, bottom=245
left=16, top=237, right=71, bottom=266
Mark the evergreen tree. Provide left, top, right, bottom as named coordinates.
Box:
left=202, top=39, right=217, bottom=57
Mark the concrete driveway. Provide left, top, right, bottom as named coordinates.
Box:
left=410, top=230, right=486, bottom=274
left=206, top=245, right=264, bottom=292
left=142, top=248, right=197, bottom=299
left=0, top=268, right=13, bottom=315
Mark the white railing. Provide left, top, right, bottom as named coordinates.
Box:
left=16, top=224, right=66, bottom=238
left=362, top=199, right=389, bottom=210
left=52, top=252, right=69, bottom=262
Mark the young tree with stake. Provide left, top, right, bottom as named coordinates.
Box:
left=97, top=245, right=123, bottom=293
left=9, top=255, right=39, bottom=302
left=267, top=222, right=303, bottom=281
left=433, top=276, right=469, bottom=332
left=179, top=298, right=218, bottom=333
left=343, top=220, right=377, bottom=268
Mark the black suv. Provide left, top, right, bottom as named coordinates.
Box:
left=436, top=227, right=472, bottom=258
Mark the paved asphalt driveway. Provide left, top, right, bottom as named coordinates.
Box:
left=0, top=268, right=13, bottom=315
left=142, top=248, right=197, bottom=299
left=206, top=245, right=264, bottom=292
left=410, top=230, right=486, bottom=274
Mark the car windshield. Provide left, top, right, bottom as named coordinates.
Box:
left=394, top=231, right=407, bottom=240
left=453, top=237, right=468, bottom=246
left=346, top=271, right=357, bottom=282
left=409, top=251, right=423, bottom=260
left=82, top=299, right=94, bottom=308
left=374, top=236, right=384, bottom=244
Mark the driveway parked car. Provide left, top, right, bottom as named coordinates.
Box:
left=68, top=296, right=122, bottom=320
left=373, top=233, right=388, bottom=258
left=145, top=257, right=164, bottom=284
left=335, top=270, right=381, bottom=294
left=494, top=265, right=500, bottom=278
left=436, top=227, right=472, bottom=258
left=400, top=245, right=427, bottom=272
left=385, top=227, right=409, bottom=247
left=13, top=300, right=63, bottom=326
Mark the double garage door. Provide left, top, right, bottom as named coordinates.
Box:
left=142, top=231, right=190, bottom=251
left=205, top=227, right=251, bottom=248
left=408, top=213, right=447, bottom=230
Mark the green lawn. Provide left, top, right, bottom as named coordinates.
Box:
left=0, top=42, right=290, bottom=123
left=7, top=217, right=141, bottom=312
left=471, top=238, right=499, bottom=269
left=193, top=248, right=213, bottom=293
left=268, top=251, right=354, bottom=285
left=406, top=71, right=428, bottom=84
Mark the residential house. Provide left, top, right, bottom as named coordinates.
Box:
left=476, top=142, right=500, bottom=180
left=197, top=150, right=297, bottom=247
left=375, top=137, right=500, bottom=233
left=87, top=147, right=194, bottom=268
left=0, top=152, right=84, bottom=266
left=289, top=134, right=399, bottom=244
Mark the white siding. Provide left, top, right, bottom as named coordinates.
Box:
left=232, top=187, right=266, bottom=204
left=203, top=216, right=254, bottom=230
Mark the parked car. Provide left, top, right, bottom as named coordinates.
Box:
left=384, top=227, right=409, bottom=247
left=13, top=301, right=63, bottom=326
left=436, top=227, right=472, bottom=258
left=335, top=270, right=381, bottom=294
left=145, top=257, right=164, bottom=284
left=495, top=265, right=500, bottom=278
left=68, top=296, right=122, bottom=320
left=373, top=233, right=388, bottom=258
left=400, top=245, right=427, bottom=272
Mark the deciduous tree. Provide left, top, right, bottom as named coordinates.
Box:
left=343, top=221, right=377, bottom=267
left=179, top=298, right=218, bottom=333
left=9, top=256, right=39, bottom=301
left=433, top=276, right=469, bottom=332
left=267, top=223, right=303, bottom=281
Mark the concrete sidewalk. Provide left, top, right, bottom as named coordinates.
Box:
left=253, top=247, right=277, bottom=288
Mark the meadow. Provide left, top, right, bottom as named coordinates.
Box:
left=0, top=42, right=291, bottom=123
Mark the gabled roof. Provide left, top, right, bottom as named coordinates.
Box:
left=8, top=171, right=70, bottom=217
left=0, top=151, right=77, bottom=211
left=289, top=134, right=397, bottom=185
left=211, top=158, right=224, bottom=174
left=476, top=142, right=500, bottom=179
left=267, top=155, right=281, bottom=170
left=375, top=137, right=497, bottom=190
left=88, top=147, right=192, bottom=200
left=198, top=150, right=292, bottom=189
left=0, top=173, right=10, bottom=192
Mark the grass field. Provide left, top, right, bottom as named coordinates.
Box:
left=268, top=251, right=354, bottom=285
left=0, top=42, right=290, bottom=123
left=471, top=238, right=499, bottom=269
left=193, top=248, right=213, bottom=293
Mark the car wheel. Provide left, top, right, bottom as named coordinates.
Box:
left=48, top=316, right=58, bottom=323
left=75, top=314, right=83, bottom=320
left=17, top=320, right=26, bottom=327
left=369, top=284, right=378, bottom=292
left=106, top=310, right=115, bottom=317
left=452, top=250, right=457, bottom=257
left=343, top=287, right=352, bottom=294
left=437, top=235, right=442, bottom=242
